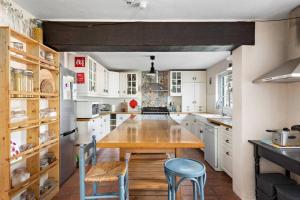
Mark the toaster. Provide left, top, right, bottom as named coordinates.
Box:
left=270, top=125, right=300, bottom=146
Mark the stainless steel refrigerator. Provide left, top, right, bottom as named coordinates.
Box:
left=60, top=66, right=78, bottom=185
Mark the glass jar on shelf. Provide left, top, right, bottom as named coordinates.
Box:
left=24, top=70, right=34, bottom=93
left=14, top=69, right=24, bottom=97
left=10, top=68, right=15, bottom=91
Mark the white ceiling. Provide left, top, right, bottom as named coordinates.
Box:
left=14, top=0, right=300, bottom=21
left=80, top=52, right=231, bottom=71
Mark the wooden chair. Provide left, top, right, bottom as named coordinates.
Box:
left=79, top=136, right=129, bottom=200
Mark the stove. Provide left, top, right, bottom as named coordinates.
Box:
left=141, top=107, right=170, bottom=115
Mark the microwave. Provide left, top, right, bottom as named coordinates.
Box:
left=76, top=101, right=100, bottom=118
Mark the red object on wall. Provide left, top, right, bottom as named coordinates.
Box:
left=129, top=99, right=138, bottom=109
left=76, top=73, right=85, bottom=84
left=75, top=56, right=86, bottom=67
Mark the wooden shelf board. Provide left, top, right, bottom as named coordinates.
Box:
left=40, top=120, right=58, bottom=126
left=9, top=46, right=39, bottom=61
left=40, top=58, right=58, bottom=68
left=40, top=184, right=59, bottom=200
left=9, top=175, right=39, bottom=195
left=10, top=29, right=38, bottom=44
left=10, top=124, right=40, bottom=133
left=40, top=160, right=58, bottom=175
left=10, top=97, right=40, bottom=101
left=10, top=54, right=39, bottom=66
left=10, top=91, right=40, bottom=96
left=9, top=119, right=40, bottom=131
left=10, top=139, right=58, bottom=162
left=39, top=43, right=58, bottom=55
left=40, top=93, right=59, bottom=98
left=40, top=63, right=59, bottom=71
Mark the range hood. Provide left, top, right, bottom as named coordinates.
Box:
left=147, top=73, right=168, bottom=92
left=253, top=57, right=300, bottom=83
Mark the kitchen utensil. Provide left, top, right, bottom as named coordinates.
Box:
left=40, top=69, right=55, bottom=93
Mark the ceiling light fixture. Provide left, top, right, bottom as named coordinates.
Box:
left=147, top=55, right=156, bottom=76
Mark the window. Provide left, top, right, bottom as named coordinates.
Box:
left=216, top=70, right=233, bottom=110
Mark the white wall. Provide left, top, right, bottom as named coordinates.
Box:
left=232, top=21, right=290, bottom=200
left=206, top=59, right=230, bottom=113
left=0, top=0, right=36, bottom=36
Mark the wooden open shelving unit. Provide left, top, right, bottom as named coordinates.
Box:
left=0, top=27, right=60, bottom=200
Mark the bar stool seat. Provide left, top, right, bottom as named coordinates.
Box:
left=164, top=158, right=206, bottom=200
left=85, top=161, right=127, bottom=182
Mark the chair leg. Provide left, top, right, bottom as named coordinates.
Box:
left=193, top=181, right=198, bottom=200
left=93, top=182, right=97, bottom=195
left=125, top=171, right=129, bottom=200
left=119, top=175, right=125, bottom=200
left=79, top=166, right=85, bottom=200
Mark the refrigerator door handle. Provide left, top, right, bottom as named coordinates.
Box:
left=62, top=128, right=77, bottom=137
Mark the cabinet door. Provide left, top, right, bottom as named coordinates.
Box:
left=194, top=83, right=207, bottom=112
left=170, top=71, right=182, bottom=96
left=119, top=73, right=127, bottom=97
left=127, top=73, right=138, bottom=96
left=182, top=71, right=196, bottom=83
left=182, top=83, right=194, bottom=112
left=194, top=71, right=207, bottom=83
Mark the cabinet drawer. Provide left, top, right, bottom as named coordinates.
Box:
left=222, top=145, right=232, bottom=177
left=222, top=126, right=232, bottom=136
left=222, top=133, right=232, bottom=148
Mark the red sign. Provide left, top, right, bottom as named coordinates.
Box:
left=75, top=57, right=85, bottom=67
left=76, top=73, right=85, bottom=84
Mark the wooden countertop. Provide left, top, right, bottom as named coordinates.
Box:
left=97, top=115, right=205, bottom=149
left=208, top=117, right=232, bottom=128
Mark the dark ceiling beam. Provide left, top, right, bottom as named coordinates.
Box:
left=42, top=21, right=255, bottom=52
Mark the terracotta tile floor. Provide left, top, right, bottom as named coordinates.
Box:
left=54, top=148, right=240, bottom=200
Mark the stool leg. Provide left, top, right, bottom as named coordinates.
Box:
left=119, top=176, right=125, bottom=200
left=198, top=177, right=204, bottom=200
left=193, top=181, right=198, bottom=200
left=171, top=175, right=176, bottom=200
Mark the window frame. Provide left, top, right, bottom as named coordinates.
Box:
left=216, top=70, right=233, bottom=112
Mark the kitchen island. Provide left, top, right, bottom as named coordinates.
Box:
left=97, top=114, right=205, bottom=199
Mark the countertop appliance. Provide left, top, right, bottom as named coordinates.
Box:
left=76, top=101, right=100, bottom=118
left=268, top=125, right=300, bottom=146
left=60, top=66, right=78, bottom=185
left=141, top=107, right=169, bottom=115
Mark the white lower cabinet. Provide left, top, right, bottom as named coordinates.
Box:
left=77, top=114, right=111, bottom=144
left=170, top=113, right=188, bottom=124
left=220, top=125, right=233, bottom=177
left=116, top=114, right=131, bottom=126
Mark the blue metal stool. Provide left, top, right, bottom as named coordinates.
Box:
left=79, top=136, right=129, bottom=200
left=164, top=158, right=206, bottom=200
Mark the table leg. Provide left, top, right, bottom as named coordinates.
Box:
left=254, top=144, right=260, bottom=199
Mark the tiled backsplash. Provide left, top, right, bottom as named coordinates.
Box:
left=141, top=71, right=169, bottom=107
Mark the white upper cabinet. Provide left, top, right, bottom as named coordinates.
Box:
left=182, top=71, right=206, bottom=83
left=119, top=72, right=127, bottom=97
left=109, top=71, right=120, bottom=97
left=69, top=55, right=99, bottom=96
left=170, top=71, right=182, bottom=96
